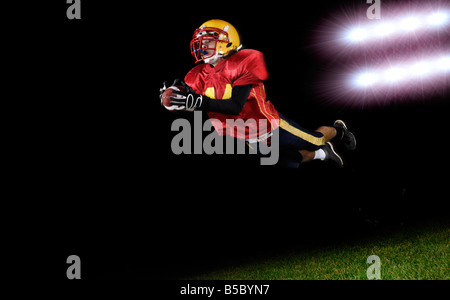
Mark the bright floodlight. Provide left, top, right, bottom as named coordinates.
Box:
left=346, top=11, right=450, bottom=44
left=351, top=54, right=450, bottom=89
left=410, top=61, right=431, bottom=77
left=356, top=72, right=378, bottom=87
left=375, top=23, right=395, bottom=37
left=427, top=11, right=449, bottom=26
left=347, top=28, right=367, bottom=42
left=438, top=56, right=450, bottom=71
left=385, top=67, right=405, bottom=82
left=344, top=10, right=450, bottom=44
left=400, top=17, right=421, bottom=31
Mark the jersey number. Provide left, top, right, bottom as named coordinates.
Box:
left=205, top=84, right=232, bottom=100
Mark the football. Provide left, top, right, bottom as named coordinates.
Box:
left=161, top=85, right=187, bottom=112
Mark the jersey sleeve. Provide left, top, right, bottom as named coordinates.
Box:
left=232, top=50, right=269, bottom=86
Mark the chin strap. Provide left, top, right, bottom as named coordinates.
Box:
left=204, top=54, right=220, bottom=64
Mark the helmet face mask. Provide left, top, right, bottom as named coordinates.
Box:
left=190, top=27, right=230, bottom=64
left=190, top=20, right=241, bottom=64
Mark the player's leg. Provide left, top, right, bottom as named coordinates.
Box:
left=315, top=126, right=337, bottom=142
left=315, top=122, right=356, bottom=148
left=299, top=143, right=343, bottom=167
left=278, top=115, right=343, bottom=167
left=299, top=149, right=315, bottom=163
left=306, top=121, right=356, bottom=153
left=296, top=126, right=338, bottom=163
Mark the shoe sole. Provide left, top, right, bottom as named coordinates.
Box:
left=327, top=142, right=344, bottom=168
left=334, top=120, right=348, bottom=130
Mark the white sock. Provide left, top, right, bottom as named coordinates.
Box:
left=314, top=149, right=326, bottom=161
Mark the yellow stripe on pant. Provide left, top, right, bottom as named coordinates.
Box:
left=279, top=119, right=326, bottom=146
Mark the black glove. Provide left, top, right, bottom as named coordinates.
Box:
left=169, top=81, right=206, bottom=112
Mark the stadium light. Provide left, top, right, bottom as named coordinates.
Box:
left=344, top=10, right=450, bottom=43
left=400, top=17, right=421, bottom=31
left=410, top=61, right=431, bottom=77
left=374, top=22, right=395, bottom=37
left=384, top=67, right=405, bottom=83
left=351, top=54, right=450, bottom=88
left=315, top=3, right=450, bottom=106
left=355, top=72, right=378, bottom=87
left=348, top=28, right=368, bottom=42
left=427, top=11, right=449, bottom=26
left=439, top=56, right=450, bottom=71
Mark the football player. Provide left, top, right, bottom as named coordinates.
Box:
left=160, top=19, right=356, bottom=168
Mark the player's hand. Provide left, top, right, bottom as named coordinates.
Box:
left=159, top=79, right=181, bottom=106
left=170, top=81, right=205, bottom=112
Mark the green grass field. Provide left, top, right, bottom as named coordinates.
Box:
left=184, top=220, right=449, bottom=280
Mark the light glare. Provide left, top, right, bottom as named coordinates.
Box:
left=427, top=11, right=449, bottom=26
left=400, top=17, right=421, bottom=31
left=344, top=10, right=449, bottom=44
left=352, top=54, right=450, bottom=89
left=375, top=23, right=395, bottom=37
left=356, top=72, right=378, bottom=87
left=348, top=28, right=367, bottom=42
left=438, top=56, right=450, bottom=71
left=385, top=68, right=405, bottom=82
left=410, top=61, right=431, bottom=76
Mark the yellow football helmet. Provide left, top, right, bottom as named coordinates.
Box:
left=190, top=19, right=242, bottom=64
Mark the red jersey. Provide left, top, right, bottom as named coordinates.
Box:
left=184, top=49, right=280, bottom=140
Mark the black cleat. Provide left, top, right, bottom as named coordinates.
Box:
left=334, top=120, right=357, bottom=151
left=322, top=142, right=344, bottom=168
